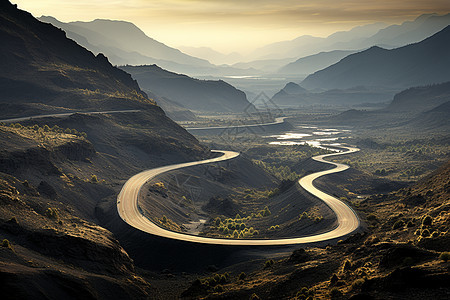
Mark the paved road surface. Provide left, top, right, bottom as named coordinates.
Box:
left=117, top=146, right=360, bottom=245
left=185, top=117, right=287, bottom=131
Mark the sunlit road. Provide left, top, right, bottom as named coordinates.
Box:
left=117, top=146, right=360, bottom=245
left=185, top=117, right=287, bottom=131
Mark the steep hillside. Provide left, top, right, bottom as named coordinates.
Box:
left=120, top=65, right=254, bottom=113
left=406, top=101, right=450, bottom=131
left=301, top=26, right=450, bottom=90
left=278, top=50, right=356, bottom=75
left=0, top=124, right=160, bottom=299
left=387, top=81, right=450, bottom=112
left=0, top=0, right=205, bottom=158
left=0, top=4, right=151, bottom=111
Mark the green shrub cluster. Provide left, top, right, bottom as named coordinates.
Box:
left=264, top=259, right=274, bottom=268
left=2, top=239, right=13, bottom=250
left=7, top=123, right=87, bottom=138
left=253, top=160, right=299, bottom=181
left=213, top=216, right=259, bottom=238
left=299, top=207, right=323, bottom=223
left=45, top=207, right=59, bottom=219
left=296, top=287, right=315, bottom=300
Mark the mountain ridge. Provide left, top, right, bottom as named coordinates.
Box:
left=301, top=25, right=450, bottom=90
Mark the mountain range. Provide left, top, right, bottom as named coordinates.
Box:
left=277, top=50, right=356, bottom=76
left=251, top=13, right=450, bottom=62
left=301, top=25, right=450, bottom=90
left=120, top=65, right=254, bottom=113
left=37, top=16, right=219, bottom=71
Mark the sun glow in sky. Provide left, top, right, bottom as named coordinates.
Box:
left=12, top=0, right=450, bottom=53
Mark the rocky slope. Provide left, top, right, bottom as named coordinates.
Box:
left=120, top=65, right=254, bottom=113
left=180, top=159, right=450, bottom=299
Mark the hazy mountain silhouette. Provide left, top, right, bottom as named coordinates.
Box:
left=386, top=81, right=450, bottom=112
left=250, top=22, right=386, bottom=60
left=231, top=57, right=297, bottom=73
left=359, top=13, right=450, bottom=49
left=250, top=13, right=449, bottom=64
left=278, top=50, right=356, bottom=75
left=271, top=82, right=311, bottom=106
left=121, top=65, right=254, bottom=112
left=301, top=26, right=450, bottom=90
left=328, top=82, right=450, bottom=130
left=38, top=17, right=213, bottom=68
left=179, top=46, right=243, bottom=65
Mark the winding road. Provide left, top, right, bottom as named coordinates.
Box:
left=185, top=117, right=287, bottom=131
left=117, top=146, right=360, bottom=245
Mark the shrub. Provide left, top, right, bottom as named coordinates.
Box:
left=213, top=284, right=223, bottom=292
left=439, top=252, right=450, bottom=262
left=421, top=229, right=430, bottom=237
left=422, top=215, right=432, bottom=226
left=262, top=206, right=271, bottom=217
left=162, top=215, right=168, bottom=223
left=45, top=207, right=58, bottom=219
left=392, top=219, right=405, bottom=230
left=250, top=293, right=260, bottom=300
left=296, top=286, right=314, bottom=299
left=2, top=239, right=13, bottom=250
left=343, top=259, right=352, bottom=271
left=264, top=259, right=274, bottom=268
left=238, top=272, right=246, bottom=280
left=90, top=175, right=98, bottom=183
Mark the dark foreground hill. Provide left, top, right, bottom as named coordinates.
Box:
left=121, top=65, right=254, bottom=113
left=0, top=0, right=204, bottom=158
left=302, top=26, right=450, bottom=90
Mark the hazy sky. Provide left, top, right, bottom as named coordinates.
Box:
left=12, top=0, right=450, bottom=53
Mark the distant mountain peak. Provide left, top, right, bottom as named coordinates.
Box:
left=283, top=82, right=307, bottom=94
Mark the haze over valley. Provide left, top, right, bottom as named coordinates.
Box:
left=1, top=1, right=449, bottom=299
